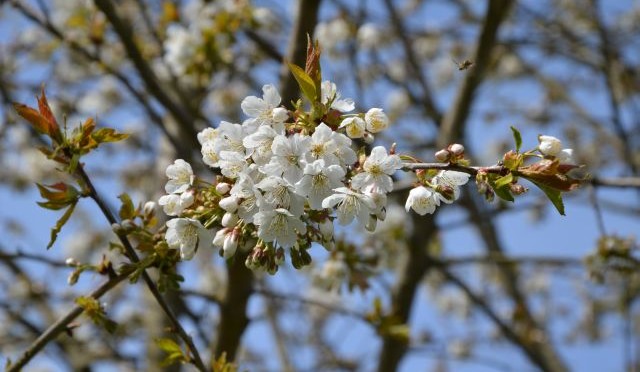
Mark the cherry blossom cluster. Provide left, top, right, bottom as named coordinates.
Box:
left=158, top=82, right=470, bottom=273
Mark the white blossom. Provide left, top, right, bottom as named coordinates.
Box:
left=230, top=175, right=262, bottom=223
left=218, top=151, right=249, bottom=179
left=260, top=133, right=310, bottom=184
left=339, top=116, right=365, bottom=139
left=241, top=84, right=286, bottom=130
left=557, top=148, right=575, bottom=164
left=306, top=123, right=340, bottom=166
left=214, top=121, right=247, bottom=155
left=243, top=125, right=279, bottom=165
left=331, top=131, right=358, bottom=166
left=165, top=159, right=194, bottom=194
left=253, top=208, right=306, bottom=248
left=295, top=159, right=346, bottom=210
left=432, top=170, right=470, bottom=204
left=321, top=80, right=355, bottom=112
left=256, top=176, right=305, bottom=217
left=364, top=108, right=389, bottom=133
left=165, top=218, right=205, bottom=260
left=322, top=187, right=375, bottom=226
left=405, top=186, right=439, bottom=215
left=351, top=146, right=401, bottom=193
left=538, top=135, right=562, bottom=156
left=197, top=127, right=218, bottom=145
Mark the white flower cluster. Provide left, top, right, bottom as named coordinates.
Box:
left=159, top=82, right=469, bottom=272
left=405, top=171, right=470, bottom=216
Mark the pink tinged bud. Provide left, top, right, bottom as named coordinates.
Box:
left=216, top=182, right=231, bottom=194
left=223, top=232, right=239, bottom=258
left=271, top=107, right=289, bottom=122
left=219, top=196, right=239, bottom=213
left=509, top=183, right=528, bottom=195
left=363, top=132, right=375, bottom=144
left=435, top=149, right=450, bottom=162
left=319, top=219, right=334, bottom=240
left=213, top=228, right=230, bottom=247
left=449, top=143, right=465, bottom=155
left=222, top=212, right=238, bottom=227
left=143, top=201, right=156, bottom=215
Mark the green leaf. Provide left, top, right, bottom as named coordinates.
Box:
left=510, top=126, right=522, bottom=153
left=118, top=193, right=135, bottom=220
left=288, top=63, right=317, bottom=104
left=155, top=338, right=187, bottom=367
left=75, top=296, right=118, bottom=333
left=47, top=201, right=77, bottom=249
left=494, top=173, right=513, bottom=189
left=529, top=179, right=565, bottom=215
left=92, top=127, right=130, bottom=144
left=487, top=175, right=514, bottom=202
left=493, top=185, right=514, bottom=202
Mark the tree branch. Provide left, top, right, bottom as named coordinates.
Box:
left=7, top=270, right=131, bottom=372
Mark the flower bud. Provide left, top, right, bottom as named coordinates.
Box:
left=365, top=214, right=378, bottom=232
left=509, top=183, right=528, bottom=195
left=435, top=149, right=450, bottom=162
left=219, top=196, right=239, bottom=213
left=319, top=219, right=334, bottom=240
left=216, top=182, right=231, bottom=194
left=221, top=212, right=238, bottom=227
left=143, top=201, right=156, bottom=215
left=223, top=232, right=239, bottom=259
left=364, top=108, right=389, bottom=133
left=363, top=132, right=375, bottom=144
left=111, top=223, right=123, bottom=234
left=213, top=228, right=230, bottom=247
left=339, top=116, right=366, bottom=138
left=121, top=219, right=136, bottom=232
left=180, top=190, right=195, bottom=208
left=271, top=107, right=289, bottom=122
left=449, top=143, right=465, bottom=155
left=538, top=135, right=562, bottom=156
left=65, top=257, right=78, bottom=267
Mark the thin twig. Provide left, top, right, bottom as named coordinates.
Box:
left=7, top=270, right=131, bottom=372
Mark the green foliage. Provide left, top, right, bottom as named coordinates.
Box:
left=118, top=193, right=136, bottom=221
left=288, top=63, right=317, bottom=105
left=510, top=125, right=522, bottom=153
left=36, top=182, right=80, bottom=249
left=75, top=296, right=118, bottom=333
left=212, top=352, right=238, bottom=372
left=155, top=338, right=189, bottom=367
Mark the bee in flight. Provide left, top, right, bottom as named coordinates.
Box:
left=452, top=58, right=474, bottom=71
